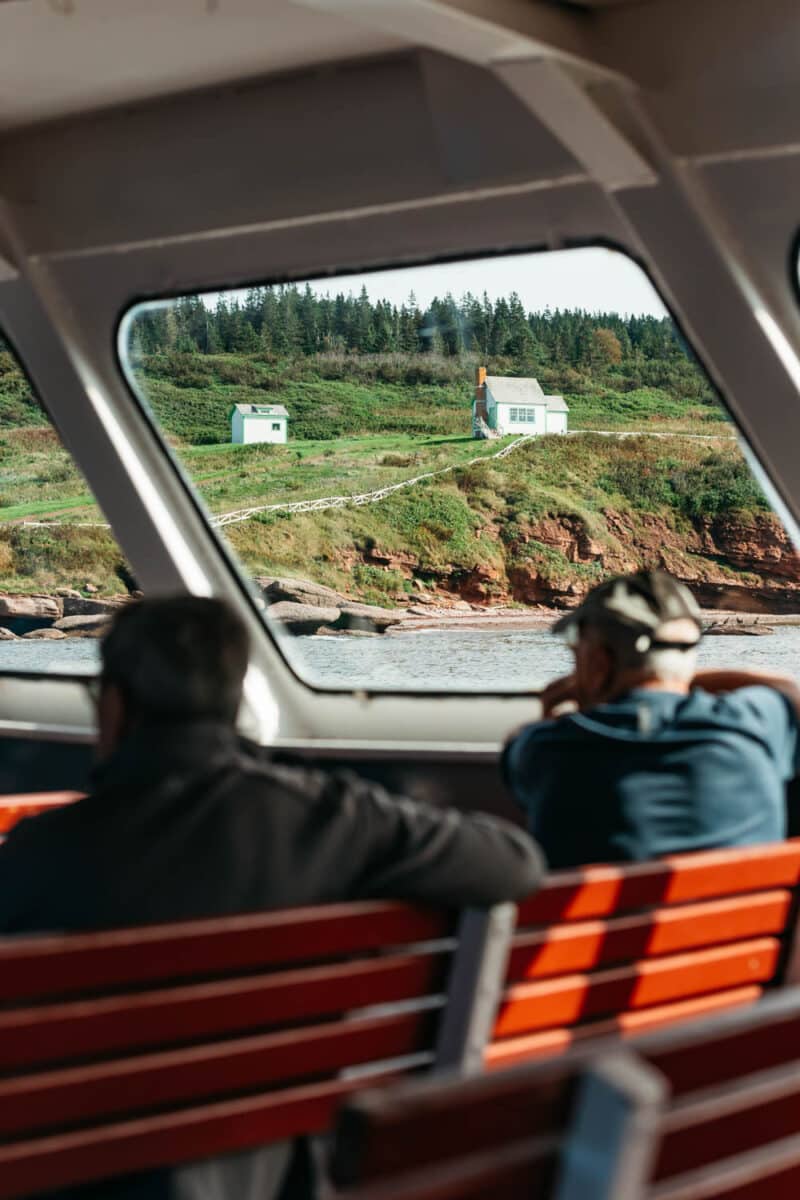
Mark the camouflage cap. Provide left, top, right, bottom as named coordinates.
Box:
left=552, top=570, right=702, bottom=648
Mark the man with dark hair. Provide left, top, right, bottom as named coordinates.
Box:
left=505, top=569, right=800, bottom=869
left=0, top=595, right=544, bottom=1200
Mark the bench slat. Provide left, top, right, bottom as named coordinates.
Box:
left=0, top=793, right=81, bottom=835
left=0, top=901, right=453, bottom=1003
left=331, top=1059, right=575, bottom=1187
left=507, top=892, right=790, bottom=982
left=0, top=952, right=449, bottom=1069
left=639, top=987, right=800, bottom=1096
left=486, top=986, right=762, bottom=1069
left=655, top=1061, right=800, bottom=1180
left=332, top=1139, right=557, bottom=1200
left=651, top=1131, right=800, bottom=1200
left=517, top=843, right=800, bottom=926
left=0, top=1010, right=437, bottom=1138
left=494, top=940, right=779, bottom=1038
left=0, top=1071, right=402, bottom=1200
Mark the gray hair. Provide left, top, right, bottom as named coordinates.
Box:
left=586, top=621, right=698, bottom=685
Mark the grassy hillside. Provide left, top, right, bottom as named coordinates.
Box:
left=1, top=347, right=768, bottom=604
left=131, top=351, right=727, bottom=443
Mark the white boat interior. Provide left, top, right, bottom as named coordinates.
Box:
left=0, top=0, right=799, bottom=811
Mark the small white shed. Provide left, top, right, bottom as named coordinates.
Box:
left=231, top=403, right=289, bottom=445
left=473, top=369, right=568, bottom=438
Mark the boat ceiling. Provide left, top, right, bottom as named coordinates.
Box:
left=0, top=0, right=407, bottom=131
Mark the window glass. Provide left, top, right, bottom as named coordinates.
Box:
left=0, top=336, right=130, bottom=674
left=119, top=248, right=800, bottom=693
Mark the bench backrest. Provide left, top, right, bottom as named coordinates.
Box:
left=332, top=986, right=800, bottom=1200
left=0, top=791, right=82, bottom=835
left=489, top=840, right=800, bottom=1069
left=0, top=899, right=513, bottom=1199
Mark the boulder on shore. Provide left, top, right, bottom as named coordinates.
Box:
left=704, top=623, right=773, bottom=636
left=260, top=577, right=346, bottom=609
left=267, top=602, right=341, bottom=635
left=0, top=594, right=62, bottom=620
left=338, top=602, right=402, bottom=633
left=61, top=596, right=126, bottom=618
left=53, top=613, right=111, bottom=636
left=0, top=627, right=18, bottom=641
left=23, top=628, right=67, bottom=640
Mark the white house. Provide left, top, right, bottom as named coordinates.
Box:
left=472, top=368, right=568, bottom=438
left=231, top=402, right=289, bottom=445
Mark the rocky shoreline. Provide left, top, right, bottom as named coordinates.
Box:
left=1, top=579, right=798, bottom=643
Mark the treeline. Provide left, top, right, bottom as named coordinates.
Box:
left=131, top=285, right=697, bottom=376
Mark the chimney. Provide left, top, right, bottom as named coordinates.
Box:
left=474, top=366, right=488, bottom=422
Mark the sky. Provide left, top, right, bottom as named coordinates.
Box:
left=203, top=247, right=670, bottom=319
left=302, top=247, right=669, bottom=317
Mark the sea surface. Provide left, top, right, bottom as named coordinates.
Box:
left=3, top=626, right=800, bottom=692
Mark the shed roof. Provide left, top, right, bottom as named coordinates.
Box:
left=485, top=376, right=568, bottom=412
left=232, top=403, right=289, bottom=418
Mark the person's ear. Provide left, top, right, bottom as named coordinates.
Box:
left=95, top=682, right=128, bottom=761
left=586, top=643, right=615, bottom=705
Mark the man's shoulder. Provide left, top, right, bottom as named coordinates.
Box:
left=691, top=684, right=794, bottom=729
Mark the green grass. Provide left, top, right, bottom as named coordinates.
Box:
left=0, top=348, right=757, bottom=601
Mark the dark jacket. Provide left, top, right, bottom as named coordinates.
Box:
left=0, top=721, right=543, bottom=1199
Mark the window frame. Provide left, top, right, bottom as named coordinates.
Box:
left=111, top=241, right=740, bottom=701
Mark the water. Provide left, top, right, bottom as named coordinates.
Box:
left=3, top=626, right=800, bottom=692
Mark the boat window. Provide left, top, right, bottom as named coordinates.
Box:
left=118, top=247, right=798, bottom=694
left=0, top=334, right=129, bottom=676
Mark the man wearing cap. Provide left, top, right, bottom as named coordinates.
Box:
left=504, top=569, right=800, bottom=868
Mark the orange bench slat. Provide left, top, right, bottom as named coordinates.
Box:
left=493, top=939, right=780, bottom=1038
left=485, top=986, right=763, bottom=1069
left=506, top=892, right=791, bottom=982
left=0, top=793, right=82, bottom=835
left=516, top=841, right=800, bottom=926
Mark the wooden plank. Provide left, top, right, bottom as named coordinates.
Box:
left=0, top=792, right=82, bottom=834
left=332, top=1057, right=575, bottom=1186
left=493, top=940, right=779, bottom=1038
left=331, top=1139, right=558, bottom=1200
left=651, top=1132, right=800, bottom=1200
left=516, top=842, right=800, bottom=926
left=655, top=1061, right=800, bottom=1180
left=0, top=1011, right=437, bottom=1138
left=0, top=952, right=449, bottom=1069
left=639, top=987, right=800, bottom=1096
left=0, top=901, right=453, bottom=1002
left=0, top=1071, right=402, bottom=1200
left=506, top=893, right=791, bottom=982
left=486, top=987, right=762, bottom=1069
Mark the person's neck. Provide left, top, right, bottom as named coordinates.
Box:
left=604, top=675, right=691, bottom=703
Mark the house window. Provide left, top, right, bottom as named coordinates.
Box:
left=272, top=423, right=281, bottom=431
left=509, top=407, right=519, bottom=422
left=526, top=408, right=537, bottom=422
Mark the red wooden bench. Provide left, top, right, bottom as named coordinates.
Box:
left=331, top=985, right=800, bottom=1200
left=489, top=839, right=800, bottom=1068
left=0, top=790, right=82, bottom=835
left=0, top=898, right=512, bottom=1199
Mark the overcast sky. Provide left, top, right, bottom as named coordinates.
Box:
left=301, top=247, right=668, bottom=317
left=200, top=247, right=669, bottom=319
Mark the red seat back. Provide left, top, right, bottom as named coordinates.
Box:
left=489, top=841, right=800, bottom=1068
left=0, top=900, right=464, bottom=1199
